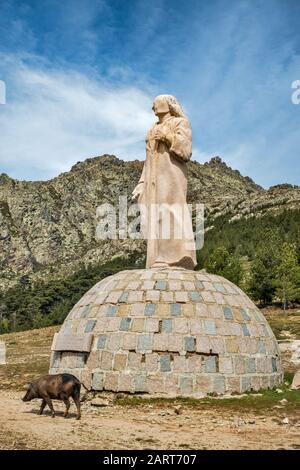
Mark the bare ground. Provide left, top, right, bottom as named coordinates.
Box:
left=0, top=389, right=300, bottom=450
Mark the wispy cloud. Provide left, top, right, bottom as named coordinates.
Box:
left=0, top=55, right=153, bottom=180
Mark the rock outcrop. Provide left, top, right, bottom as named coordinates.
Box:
left=0, top=155, right=299, bottom=290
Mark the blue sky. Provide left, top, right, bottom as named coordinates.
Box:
left=0, top=0, right=299, bottom=187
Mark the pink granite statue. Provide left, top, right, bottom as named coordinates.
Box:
left=132, top=95, right=197, bottom=270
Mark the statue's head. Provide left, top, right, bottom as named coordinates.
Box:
left=152, top=95, right=185, bottom=118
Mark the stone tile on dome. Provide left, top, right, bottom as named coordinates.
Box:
left=107, top=333, right=123, bottom=351
left=156, top=304, right=170, bottom=317
left=135, top=374, right=147, bottom=392
left=213, top=292, right=226, bottom=305
left=92, top=317, right=106, bottom=334
left=137, top=334, right=152, bottom=352
left=258, top=339, right=266, bottom=353
left=153, top=272, right=168, bottom=280
left=168, top=335, right=183, bottom=352
left=140, top=271, right=154, bottom=280
left=127, top=281, right=141, bottom=290
left=105, top=290, right=123, bottom=304
left=141, top=280, right=155, bottom=290
left=189, top=319, right=202, bottom=335
left=120, top=317, right=132, bottom=331
left=123, top=333, right=137, bottom=350
left=195, top=272, right=209, bottom=281
left=170, top=303, right=181, bottom=316
left=148, top=376, right=165, bottom=394
left=167, top=271, right=183, bottom=279
left=184, top=336, right=196, bottom=352
left=207, top=304, right=222, bottom=318
left=130, top=303, right=145, bottom=316
left=214, top=283, right=227, bottom=293
left=241, top=323, right=250, bottom=337
left=196, top=374, right=213, bottom=392
left=173, top=318, right=189, bottom=333
left=182, top=303, right=194, bottom=317
left=241, top=376, right=251, bottom=393
left=106, top=305, right=118, bottom=317
left=127, top=291, right=144, bottom=302
left=118, top=292, right=129, bottom=303
left=213, top=375, right=226, bottom=394
left=190, top=291, right=202, bottom=302
left=202, top=281, right=216, bottom=291
left=168, top=280, right=182, bottom=290
left=118, top=373, right=134, bottom=393
left=96, top=335, right=107, bottom=349
left=153, top=333, right=169, bottom=351
left=204, top=320, right=217, bottom=335
left=183, top=281, right=195, bottom=290
left=161, top=291, right=174, bottom=302
left=145, top=290, right=160, bottom=302
left=196, top=336, right=210, bottom=353
left=223, top=306, right=233, bottom=319
left=195, top=280, right=204, bottom=289
left=100, top=350, right=114, bottom=370
left=201, top=291, right=215, bottom=302
left=160, top=354, right=171, bottom=372
left=155, top=280, right=167, bottom=290
left=180, top=273, right=195, bottom=281
left=204, top=356, right=217, bottom=373
left=246, top=357, right=256, bottom=374
left=173, top=356, right=188, bottom=372
left=113, top=353, right=127, bottom=371
left=195, top=303, right=209, bottom=317
left=144, top=303, right=156, bottom=316
left=161, top=319, right=172, bottom=333
left=131, top=318, right=145, bottom=332
left=180, top=376, right=193, bottom=394
left=210, top=337, right=225, bottom=354
left=188, top=355, right=202, bottom=372
left=104, top=372, right=119, bottom=391
left=128, top=352, right=143, bottom=369
left=106, top=317, right=121, bottom=332
left=145, top=318, right=160, bottom=332
left=225, top=338, right=239, bottom=353
left=145, top=353, right=159, bottom=371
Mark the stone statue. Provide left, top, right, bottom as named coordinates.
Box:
left=132, top=95, right=197, bottom=270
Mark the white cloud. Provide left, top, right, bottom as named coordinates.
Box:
left=0, top=55, right=154, bottom=179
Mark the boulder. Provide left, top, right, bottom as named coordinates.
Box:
left=291, top=369, right=300, bottom=390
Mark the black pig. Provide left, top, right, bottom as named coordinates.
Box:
left=22, top=373, right=82, bottom=419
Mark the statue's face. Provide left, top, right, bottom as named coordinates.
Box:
left=152, top=96, right=169, bottom=116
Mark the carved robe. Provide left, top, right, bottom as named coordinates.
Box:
left=137, top=116, right=197, bottom=270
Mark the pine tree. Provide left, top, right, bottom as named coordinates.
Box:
left=275, top=242, right=300, bottom=309
left=249, top=229, right=281, bottom=305
left=205, top=246, right=243, bottom=285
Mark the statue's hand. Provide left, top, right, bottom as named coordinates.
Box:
left=132, top=183, right=143, bottom=202
left=153, top=127, right=170, bottom=143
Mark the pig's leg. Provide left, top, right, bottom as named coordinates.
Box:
left=72, top=393, right=81, bottom=420
left=44, top=396, right=55, bottom=418
left=39, top=399, right=47, bottom=415
left=62, top=396, right=71, bottom=418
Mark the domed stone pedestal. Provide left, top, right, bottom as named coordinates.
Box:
left=49, top=268, right=283, bottom=396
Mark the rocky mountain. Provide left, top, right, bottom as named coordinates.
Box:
left=0, top=154, right=299, bottom=290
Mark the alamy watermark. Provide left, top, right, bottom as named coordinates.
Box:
left=95, top=196, right=205, bottom=250
left=0, top=80, right=6, bottom=105
left=291, top=80, right=300, bottom=105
